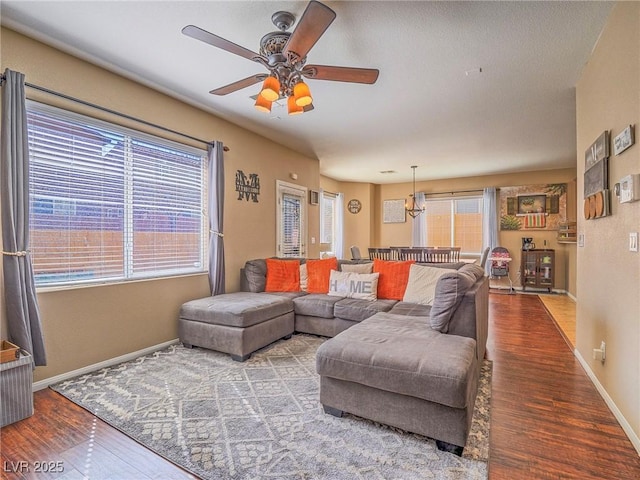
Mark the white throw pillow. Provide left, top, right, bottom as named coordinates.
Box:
left=299, top=263, right=308, bottom=292
left=328, top=270, right=379, bottom=301
left=402, top=264, right=457, bottom=305
left=341, top=262, right=373, bottom=274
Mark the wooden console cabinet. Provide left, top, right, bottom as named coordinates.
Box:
left=520, top=249, right=554, bottom=292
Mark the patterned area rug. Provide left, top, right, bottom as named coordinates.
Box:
left=52, top=334, right=491, bottom=479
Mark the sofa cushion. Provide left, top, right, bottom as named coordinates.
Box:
left=402, top=264, right=457, bottom=305
left=373, top=259, right=415, bottom=300
left=328, top=270, right=379, bottom=301
left=265, top=258, right=300, bottom=292
left=180, top=292, right=293, bottom=328
left=416, top=262, right=466, bottom=270
left=430, top=263, right=486, bottom=332
left=388, top=301, right=431, bottom=317
left=316, top=312, right=477, bottom=408
left=300, top=263, right=308, bottom=292
left=306, top=258, right=339, bottom=294
left=243, top=259, right=268, bottom=292
left=334, top=298, right=397, bottom=322
left=293, top=294, right=342, bottom=319
left=340, top=262, right=373, bottom=274
left=264, top=291, right=308, bottom=299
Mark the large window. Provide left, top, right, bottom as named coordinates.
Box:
left=320, top=190, right=337, bottom=255
left=276, top=181, right=307, bottom=258
left=426, top=196, right=483, bottom=255
left=27, top=102, right=207, bottom=287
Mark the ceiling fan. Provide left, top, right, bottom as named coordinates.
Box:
left=182, top=0, right=379, bottom=115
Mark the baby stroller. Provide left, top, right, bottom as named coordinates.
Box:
left=490, top=246, right=514, bottom=292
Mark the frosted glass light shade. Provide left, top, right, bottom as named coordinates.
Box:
left=287, top=95, right=303, bottom=115
left=260, top=77, right=280, bottom=101
left=294, top=82, right=313, bottom=107
left=254, top=95, right=272, bottom=113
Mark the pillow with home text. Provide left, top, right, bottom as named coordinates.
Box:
left=328, top=270, right=379, bottom=301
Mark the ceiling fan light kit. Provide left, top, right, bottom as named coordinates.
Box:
left=182, top=0, right=379, bottom=116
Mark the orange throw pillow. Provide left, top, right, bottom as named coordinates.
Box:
left=373, top=259, right=415, bottom=300
left=265, top=258, right=300, bottom=292
left=306, top=257, right=339, bottom=294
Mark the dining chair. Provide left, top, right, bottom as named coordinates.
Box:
left=368, top=247, right=394, bottom=260
left=426, top=248, right=452, bottom=263
left=350, top=246, right=363, bottom=260
left=479, top=247, right=491, bottom=268
left=398, top=248, right=425, bottom=262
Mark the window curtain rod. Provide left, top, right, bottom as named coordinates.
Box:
left=0, top=73, right=229, bottom=151
left=422, top=188, right=484, bottom=196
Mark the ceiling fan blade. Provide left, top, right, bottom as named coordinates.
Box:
left=210, top=74, right=267, bottom=95
left=302, top=65, right=379, bottom=84
left=182, top=25, right=261, bottom=61
left=283, top=1, right=336, bottom=60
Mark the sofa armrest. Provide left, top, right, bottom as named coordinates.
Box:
left=446, top=276, right=489, bottom=361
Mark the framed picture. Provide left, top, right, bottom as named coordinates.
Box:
left=517, top=194, right=547, bottom=215
left=613, top=125, right=635, bottom=156
left=383, top=199, right=406, bottom=223
left=584, top=158, right=608, bottom=198
left=585, top=131, right=610, bottom=169
left=309, top=190, right=319, bottom=205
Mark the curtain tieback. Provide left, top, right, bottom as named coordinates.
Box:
left=2, top=250, right=29, bottom=257
left=210, top=230, right=224, bottom=238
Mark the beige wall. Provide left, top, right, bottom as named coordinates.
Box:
left=1, top=28, right=319, bottom=382
left=376, top=169, right=578, bottom=292
left=576, top=2, right=640, bottom=443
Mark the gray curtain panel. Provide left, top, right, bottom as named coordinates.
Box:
left=207, top=141, right=225, bottom=295
left=482, top=187, right=500, bottom=276
left=1, top=69, right=47, bottom=366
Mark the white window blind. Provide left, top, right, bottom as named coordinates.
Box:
left=27, top=102, right=207, bottom=287
left=320, top=191, right=336, bottom=244
left=276, top=181, right=306, bottom=258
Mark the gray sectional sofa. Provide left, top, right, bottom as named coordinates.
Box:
left=179, top=257, right=489, bottom=454
left=238, top=258, right=488, bottom=361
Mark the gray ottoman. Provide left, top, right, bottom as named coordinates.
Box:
left=316, top=312, right=479, bottom=454
left=179, top=292, right=295, bottom=361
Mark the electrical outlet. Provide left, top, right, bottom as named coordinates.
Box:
left=630, top=232, right=638, bottom=252
left=593, top=341, right=606, bottom=364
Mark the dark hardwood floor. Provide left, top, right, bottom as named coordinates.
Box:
left=1, top=292, right=639, bottom=479
left=487, top=292, right=640, bottom=479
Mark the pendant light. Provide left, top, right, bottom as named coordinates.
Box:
left=406, top=165, right=425, bottom=218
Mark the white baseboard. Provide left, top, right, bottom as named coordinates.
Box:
left=33, top=339, right=180, bottom=391
left=574, top=348, right=640, bottom=455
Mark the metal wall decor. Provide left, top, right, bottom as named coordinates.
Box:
left=347, top=199, right=362, bottom=214
left=235, top=170, right=260, bottom=202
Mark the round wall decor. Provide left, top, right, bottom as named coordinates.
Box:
left=347, top=199, right=362, bottom=214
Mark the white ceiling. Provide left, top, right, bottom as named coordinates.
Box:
left=1, top=1, right=613, bottom=184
